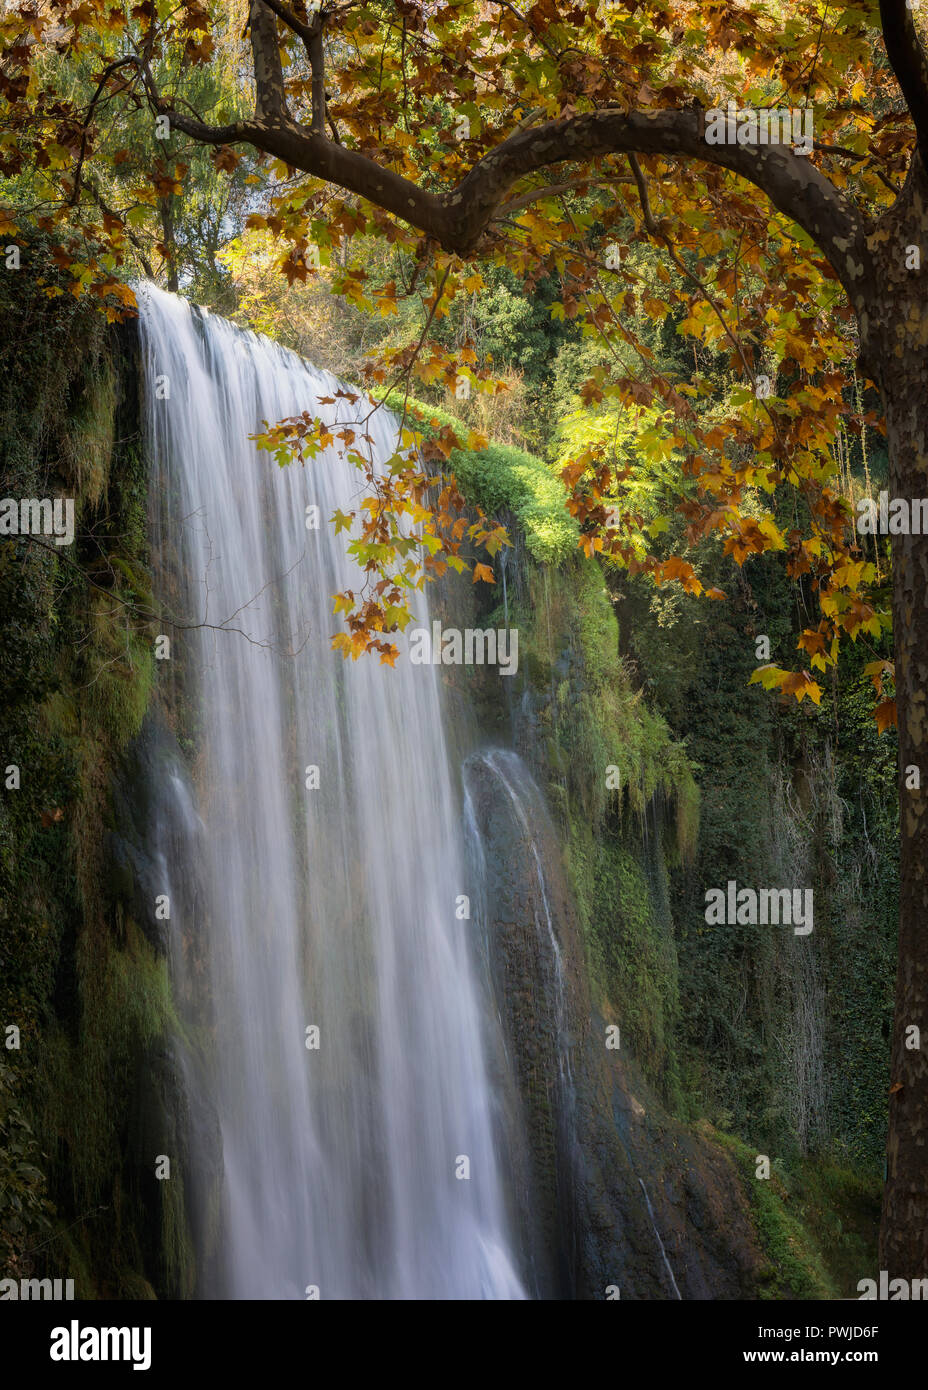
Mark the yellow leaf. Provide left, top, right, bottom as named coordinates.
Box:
left=748, top=664, right=788, bottom=692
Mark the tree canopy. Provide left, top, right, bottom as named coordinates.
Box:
left=0, top=0, right=908, bottom=690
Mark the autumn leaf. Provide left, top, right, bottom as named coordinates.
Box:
left=658, top=556, right=703, bottom=596
left=211, top=146, right=240, bottom=174
left=780, top=671, right=823, bottom=706
left=875, top=699, right=897, bottom=734
left=749, top=664, right=788, bottom=692
left=864, top=659, right=895, bottom=698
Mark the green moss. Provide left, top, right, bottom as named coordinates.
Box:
left=378, top=389, right=580, bottom=563
left=716, top=1131, right=838, bottom=1299
left=0, top=1061, right=54, bottom=1276
left=471, top=532, right=698, bottom=1104
left=34, top=908, right=181, bottom=1282
left=787, top=1160, right=882, bottom=1296
left=0, top=239, right=187, bottom=1296
left=504, top=557, right=700, bottom=844
left=84, top=603, right=155, bottom=748
left=63, top=360, right=117, bottom=510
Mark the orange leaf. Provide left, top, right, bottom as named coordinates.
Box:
left=797, top=630, right=827, bottom=657
left=780, top=671, right=823, bottom=705
left=875, top=699, right=897, bottom=734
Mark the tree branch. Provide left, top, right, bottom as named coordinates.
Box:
left=449, top=108, right=871, bottom=300
left=816, top=141, right=901, bottom=195
left=20, top=535, right=312, bottom=655
left=627, top=153, right=757, bottom=385
left=259, top=0, right=318, bottom=50
left=70, top=56, right=141, bottom=206
left=144, top=86, right=872, bottom=309
left=257, top=0, right=327, bottom=132
left=86, top=179, right=155, bottom=278
left=879, top=0, right=928, bottom=160
left=308, top=23, right=326, bottom=136
left=248, top=0, right=289, bottom=123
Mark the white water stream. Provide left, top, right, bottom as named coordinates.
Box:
left=138, top=285, right=524, bottom=1300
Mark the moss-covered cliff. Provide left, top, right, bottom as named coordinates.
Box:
left=0, top=246, right=192, bottom=1297
left=418, top=390, right=889, bottom=1298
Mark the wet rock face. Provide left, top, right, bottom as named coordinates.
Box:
left=464, top=749, right=583, bottom=1297
left=576, top=1022, right=766, bottom=1299
left=107, top=712, right=223, bottom=1297
left=464, top=748, right=766, bottom=1299
left=108, top=719, right=185, bottom=956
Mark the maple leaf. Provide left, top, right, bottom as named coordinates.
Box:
left=797, top=630, right=827, bottom=657
left=211, top=146, right=240, bottom=174
left=658, top=556, right=703, bottom=596
left=749, top=664, right=790, bottom=693
left=864, top=659, right=895, bottom=697
left=875, top=699, right=897, bottom=734
left=780, top=671, right=823, bottom=706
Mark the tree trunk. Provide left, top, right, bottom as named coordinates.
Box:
left=159, top=195, right=179, bottom=294
left=869, top=157, right=928, bottom=1276
left=880, top=377, right=928, bottom=1282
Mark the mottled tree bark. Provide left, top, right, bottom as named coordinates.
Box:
left=883, top=386, right=928, bottom=1282
left=862, top=150, right=928, bottom=1281
left=880, top=393, right=928, bottom=1282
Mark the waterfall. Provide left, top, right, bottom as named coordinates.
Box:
left=137, top=285, right=525, bottom=1300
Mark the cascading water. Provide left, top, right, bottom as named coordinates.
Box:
left=137, top=284, right=525, bottom=1300
left=462, top=748, right=580, bottom=1293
